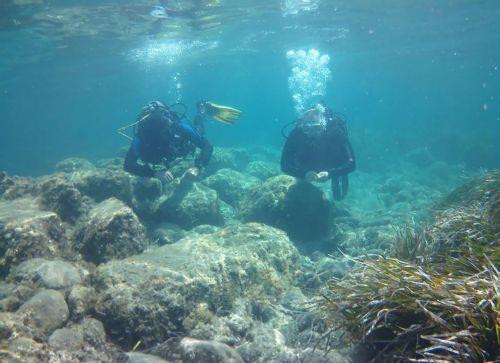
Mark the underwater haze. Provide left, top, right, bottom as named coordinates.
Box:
left=0, top=1, right=499, bottom=362
left=0, top=0, right=498, bottom=175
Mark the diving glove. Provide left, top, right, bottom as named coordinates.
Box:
left=154, top=170, right=174, bottom=185
left=204, top=102, right=242, bottom=125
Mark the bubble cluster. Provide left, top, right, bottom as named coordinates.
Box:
left=286, top=49, right=331, bottom=114
left=167, top=72, right=182, bottom=103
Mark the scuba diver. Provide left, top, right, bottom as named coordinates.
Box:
left=122, top=100, right=240, bottom=183
left=280, top=103, right=356, bottom=201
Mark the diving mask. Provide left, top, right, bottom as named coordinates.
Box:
left=298, top=105, right=327, bottom=136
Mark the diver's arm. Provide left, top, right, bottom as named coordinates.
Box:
left=281, top=129, right=306, bottom=178
left=329, top=139, right=356, bottom=177
left=192, top=113, right=206, bottom=136
left=194, top=137, right=213, bottom=168
left=124, top=145, right=155, bottom=177
left=176, top=122, right=213, bottom=168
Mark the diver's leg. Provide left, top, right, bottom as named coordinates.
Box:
left=340, top=174, right=349, bottom=199
left=331, top=176, right=341, bottom=201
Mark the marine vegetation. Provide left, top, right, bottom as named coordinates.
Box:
left=319, top=170, right=499, bottom=362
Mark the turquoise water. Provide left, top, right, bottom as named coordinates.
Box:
left=0, top=0, right=499, bottom=176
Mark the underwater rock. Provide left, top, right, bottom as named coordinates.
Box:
left=133, top=177, right=163, bottom=202
left=68, top=285, right=96, bottom=321
left=55, top=157, right=95, bottom=173
left=122, top=352, right=169, bottom=363
left=0, top=172, right=37, bottom=200
left=179, top=337, right=244, bottom=363
left=235, top=326, right=288, bottom=362
left=0, top=198, right=69, bottom=276
left=240, top=175, right=332, bottom=242
left=95, top=157, right=125, bottom=170
left=75, top=198, right=147, bottom=264
left=17, top=289, right=69, bottom=340
left=154, top=182, right=224, bottom=229
left=0, top=284, right=36, bottom=312
left=204, top=147, right=251, bottom=175
left=150, top=223, right=187, bottom=246
left=80, top=317, right=107, bottom=348
left=131, top=177, right=163, bottom=220
left=203, top=168, right=260, bottom=209
left=70, top=168, right=133, bottom=205
left=0, top=311, right=25, bottom=340
left=244, top=161, right=281, bottom=181
left=94, top=223, right=301, bottom=348
left=11, top=258, right=86, bottom=291
left=38, top=175, right=88, bottom=223
left=48, top=327, right=84, bottom=351
left=3, top=337, right=46, bottom=363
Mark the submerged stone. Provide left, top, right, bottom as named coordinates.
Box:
left=94, top=223, right=301, bottom=349
left=38, top=175, right=86, bottom=223
left=122, top=352, right=169, bottom=363
left=70, top=168, right=133, bottom=205
left=48, top=327, right=84, bottom=351
left=75, top=198, right=147, bottom=264
left=240, top=175, right=332, bottom=242
left=204, top=147, right=251, bottom=175
left=17, top=289, right=69, bottom=340
left=180, top=337, right=244, bottom=363
left=244, top=161, right=280, bottom=180
left=155, top=182, right=224, bottom=229
left=55, top=157, right=95, bottom=173
left=0, top=198, right=69, bottom=276
left=203, top=168, right=259, bottom=209
left=11, top=258, right=85, bottom=290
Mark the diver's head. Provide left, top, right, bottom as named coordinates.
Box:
left=146, top=100, right=166, bottom=112
left=297, top=104, right=328, bottom=137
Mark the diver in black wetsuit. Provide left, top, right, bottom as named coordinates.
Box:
left=280, top=103, right=356, bottom=201
left=124, top=100, right=213, bottom=183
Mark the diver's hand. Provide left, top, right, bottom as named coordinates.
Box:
left=305, top=171, right=329, bottom=183
left=182, top=167, right=199, bottom=181
left=154, top=170, right=174, bottom=184
left=305, top=171, right=318, bottom=183
left=316, top=171, right=329, bottom=182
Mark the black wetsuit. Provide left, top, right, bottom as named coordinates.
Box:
left=124, top=109, right=213, bottom=178
left=281, top=116, right=355, bottom=200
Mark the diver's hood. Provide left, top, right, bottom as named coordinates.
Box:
left=298, top=107, right=328, bottom=136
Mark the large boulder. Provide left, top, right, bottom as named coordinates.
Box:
left=93, top=223, right=301, bottom=348
left=204, top=148, right=251, bottom=176
left=10, top=258, right=86, bottom=291
left=240, top=175, right=332, bottom=242
left=16, top=289, right=69, bottom=340
left=48, top=327, right=84, bottom=351
left=38, top=175, right=88, bottom=223
left=75, top=198, right=147, bottom=264
left=0, top=198, right=69, bottom=276
left=154, top=182, right=224, bottom=229
left=67, top=285, right=96, bottom=321
left=180, top=337, right=244, bottom=363
left=203, top=169, right=259, bottom=209
left=244, top=161, right=280, bottom=181
left=70, top=168, right=133, bottom=205
left=131, top=177, right=163, bottom=220
left=0, top=172, right=37, bottom=200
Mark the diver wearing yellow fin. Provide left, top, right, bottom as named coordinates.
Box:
left=197, top=100, right=242, bottom=125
